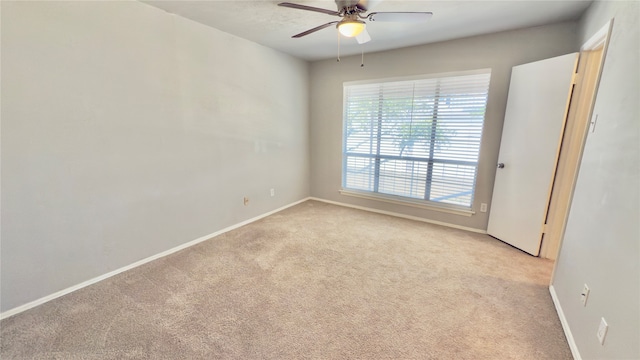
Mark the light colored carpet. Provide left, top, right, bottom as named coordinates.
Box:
left=0, top=200, right=572, bottom=359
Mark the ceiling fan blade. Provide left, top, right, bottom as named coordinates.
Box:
left=355, top=28, right=371, bottom=44
left=368, top=12, right=433, bottom=22
left=292, top=21, right=340, bottom=38
left=278, top=2, right=340, bottom=16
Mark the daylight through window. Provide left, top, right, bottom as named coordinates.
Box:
left=342, top=70, right=491, bottom=208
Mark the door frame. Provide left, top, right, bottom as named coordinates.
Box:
left=540, top=20, right=613, bottom=261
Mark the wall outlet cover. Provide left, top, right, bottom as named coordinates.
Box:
left=597, top=317, right=608, bottom=345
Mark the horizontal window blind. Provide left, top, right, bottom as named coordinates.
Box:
left=342, top=71, right=491, bottom=208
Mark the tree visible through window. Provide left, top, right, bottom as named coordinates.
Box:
left=342, top=70, right=491, bottom=208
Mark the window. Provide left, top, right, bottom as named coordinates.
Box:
left=342, top=70, right=491, bottom=209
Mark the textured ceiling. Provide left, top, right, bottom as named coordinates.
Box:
left=143, top=0, right=592, bottom=61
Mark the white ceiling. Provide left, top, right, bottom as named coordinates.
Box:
left=143, top=0, right=592, bottom=61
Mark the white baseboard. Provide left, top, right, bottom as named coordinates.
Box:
left=1, top=196, right=481, bottom=319
left=309, top=197, right=487, bottom=234
left=0, top=197, right=311, bottom=320
left=549, top=284, right=581, bottom=360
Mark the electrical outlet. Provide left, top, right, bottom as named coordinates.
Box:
left=270, top=188, right=275, bottom=197
left=581, top=284, right=590, bottom=306
left=480, top=203, right=488, bottom=212
left=597, top=317, right=608, bottom=345
left=243, top=197, right=249, bottom=206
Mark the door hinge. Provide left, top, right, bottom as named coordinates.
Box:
left=541, top=224, right=548, bottom=234
left=571, top=72, right=579, bottom=85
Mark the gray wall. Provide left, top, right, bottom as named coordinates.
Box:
left=1, top=1, right=309, bottom=312
left=309, top=23, right=578, bottom=231
left=551, top=1, right=640, bottom=359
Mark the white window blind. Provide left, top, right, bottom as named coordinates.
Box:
left=342, top=70, right=491, bottom=208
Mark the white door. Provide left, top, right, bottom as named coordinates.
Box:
left=487, top=53, right=578, bottom=256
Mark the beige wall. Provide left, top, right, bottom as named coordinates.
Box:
left=1, top=1, right=309, bottom=312
left=551, top=1, right=640, bottom=359
left=309, top=22, right=578, bottom=231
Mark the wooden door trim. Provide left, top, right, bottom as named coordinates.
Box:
left=538, top=55, right=580, bottom=252
left=541, top=20, right=613, bottom=261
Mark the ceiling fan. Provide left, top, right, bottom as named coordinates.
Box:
left=278, top=0, right=433, bottom=44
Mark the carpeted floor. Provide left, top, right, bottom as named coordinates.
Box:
left=0, top=200, right=572, bottom=359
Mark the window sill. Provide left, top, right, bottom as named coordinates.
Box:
left=339, top=189, right=476, bottom=217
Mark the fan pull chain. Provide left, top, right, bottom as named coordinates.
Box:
left=337, top=32, right=341, bottom=62
left=361, top=48, right=364, bottom=67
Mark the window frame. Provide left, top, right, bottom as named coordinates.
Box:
left=340, top=69, right=491, bottom=215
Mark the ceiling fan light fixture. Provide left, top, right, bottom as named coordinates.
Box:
left=337, top=19, right=366, bottom=37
